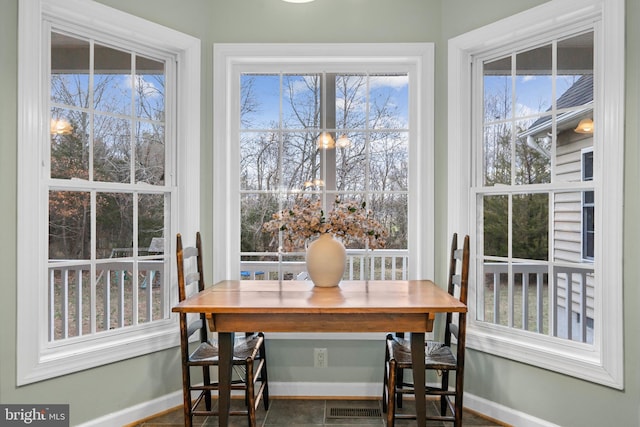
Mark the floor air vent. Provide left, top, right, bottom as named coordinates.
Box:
left=327, top=407, right=382, bottom=418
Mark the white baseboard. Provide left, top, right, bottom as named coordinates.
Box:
left=77, top=390, right=183, bottom=427
left=463, top=393, right=561, bottom=427
left=78, top=382, right=559, bottom=427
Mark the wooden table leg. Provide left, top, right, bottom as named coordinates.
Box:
left=411, top=332, right=426, bottom=427
left=218, top=332, right=235, bottom=427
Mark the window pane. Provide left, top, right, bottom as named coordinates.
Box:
left=372, top=193, right=407, bottom=249
left=282, top=131, right=319, bottom=190
left=483, top=194, right=508, bottom=257
left=336, top=132, right=366, bottom=192
left=552, top=267, right=594, bottom=343
left=515, top=44, right=552, bottom=117
left=483, top=123, right=511, bottom=186
left=94, top=115, right=131, bottom=183
left=512, top=193, right=548, bottom=260
left=335, top=74, right=366, bottom=130
left=368, top=74, right=409, bottom=129
left=481, top=260, right=508, bottom=325
left=49, top=190, right=91, bottom=260
left=138, top=193, right=165, bottom=256
left=94, top=44, right=132, bottom=115
left=369, top=132, right=408, bottom=191
left=515, top=119, right=551, bottom=185
left=50, top=108, right=89, bottom=180
left=135, top=122, right=165, bottom=185
left=242, top=193, right=279, bottom=253
left=283, top=74, right=320, bottom=129
left=241, top=74, right=280, bottom=129
left=553, top=190, right=595, bottom=263
left=51, top=32, right=89, bottom=107
left=96, top=193, right=133, bottom=259
left=484, top=56, right=512, bottom=121
left=240, top=131, right=280, bottom=191
left=557, top=32, right=593, bottom=109
left=135, top=55, right=165, bottom=121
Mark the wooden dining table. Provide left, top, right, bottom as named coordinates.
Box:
left=172, top=279, right=466, bottom=427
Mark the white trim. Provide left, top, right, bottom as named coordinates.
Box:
left=464, top=393, right=561, bottom=427
left=447, top=0, right=624, bottom=389
left=213, top=43, right=435, bottom=284
left=17, top=0, right=200, bottom=385
left=76, top=390, right=183, bottom=427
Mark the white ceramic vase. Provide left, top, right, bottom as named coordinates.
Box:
left=305, top=234, right=346, bottom=287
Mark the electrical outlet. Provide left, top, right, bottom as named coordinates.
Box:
left=314, top=348, right=328, bottom=368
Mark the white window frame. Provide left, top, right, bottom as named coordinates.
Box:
left=213, top=43, right=434, bottom=339
left=17, top=0, right=200, bottom=385
left=447, top=0, right=624, bottom=388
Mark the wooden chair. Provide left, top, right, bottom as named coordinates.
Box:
left=382, top=233, right=470, bottom=427
left=176, top=232, right=269, bottom=427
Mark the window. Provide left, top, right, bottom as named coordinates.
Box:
left=477, top=30, right=595, bottom=342
left=448, top=0, right=624, bottom=388
left=239, top=72, right=410, bottom=279
left=49, top=30, right=171, bottom=339
left=17, top=0, right=200, bottom=384
left=213, top=43, right=435, bottom=310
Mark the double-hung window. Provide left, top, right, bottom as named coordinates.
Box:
left=17, top=0, right=200, bottom=384
left=448, top=0, right=624, bottom=388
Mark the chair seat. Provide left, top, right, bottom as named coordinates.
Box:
left=388, top=337, right=457, bottom=371
left=190, top=333, right=264, bottom=363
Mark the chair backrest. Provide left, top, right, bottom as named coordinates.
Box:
left=444, top=233, right=470, bottom=348
left=176, top=232, right=207, bottom=342
left=176, top=232, right=205, bottom=301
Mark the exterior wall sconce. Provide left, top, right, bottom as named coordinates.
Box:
left=574, top=118, right=594, bottom=134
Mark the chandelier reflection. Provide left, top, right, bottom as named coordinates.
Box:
left=50, top=118, right=73, bottom=135
left=316, top=132, right=335, bottom=149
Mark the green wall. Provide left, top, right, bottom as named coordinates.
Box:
left=1, top=1, right=638, bottom=426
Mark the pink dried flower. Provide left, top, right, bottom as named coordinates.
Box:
left=263, top=197, right=388, bottom=252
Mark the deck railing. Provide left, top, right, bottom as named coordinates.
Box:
left=482, top=262, right=594, bottom=343
left=240, top=249, right=410, bottom=281
left=49, top=252, right=593, bottom=344
left=48, top=258, right=165, bottom=341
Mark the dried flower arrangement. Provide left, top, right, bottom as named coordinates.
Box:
left=262, top=197, right=388, bottom=252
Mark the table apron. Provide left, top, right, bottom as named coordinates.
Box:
left=207, top=312, right=434, bottom=333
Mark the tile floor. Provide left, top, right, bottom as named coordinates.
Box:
left=129, top=397, right=508, bottom=426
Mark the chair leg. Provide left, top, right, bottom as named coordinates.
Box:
left=396, top=368, right=404, bottom=409
left=440, top=370, right=449, bottom=416
left=202, top=365, right=212, bottom=411
left=246, top=357, right=256, bottom=427
left=454, top=370, right=464, bottom=427
left=258, top=333, right=270, bottom=410
left=386, top=358, right=397, bottom=427
left=181, top=367, right=193, bottom=427
left=382, top=344, right=389, bottom=413
left=382, top=361, right=388, bottom=413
